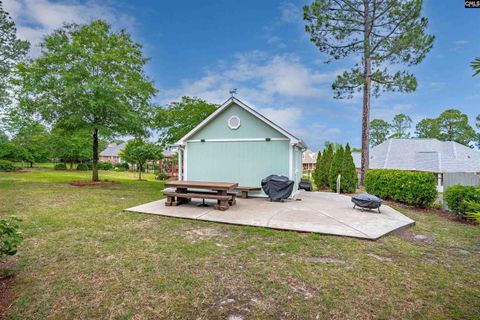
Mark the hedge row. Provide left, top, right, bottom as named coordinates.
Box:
left=0, top=160, right=18, bottom=172
left=365, top=169, right=437, bottom=207
left=444, top=185, right=480, bottom=219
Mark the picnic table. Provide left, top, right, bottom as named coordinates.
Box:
left=164, top=180, right=239, bottom=211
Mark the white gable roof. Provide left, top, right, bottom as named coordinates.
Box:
left=352, top=138, right=480, bottom=173
left=176, top=97, right=306, bottom=148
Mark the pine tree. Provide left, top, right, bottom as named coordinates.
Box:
left=318, top=144, right=333, bottom=189
left=312, top=151, right=322, bottom=188
left=341, top=144, right=358, bottom=193
left=328, top=145, right=344, bottom=192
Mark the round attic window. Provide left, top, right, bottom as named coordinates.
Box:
left=228, top=115, right=241, bottom=130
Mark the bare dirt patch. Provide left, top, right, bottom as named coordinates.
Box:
left=68, top=180, right=119, bottom=187
left=0, top=259, right=18, bottom=319
left=394, top=228, right=433, bottom=244
left=183, top=227, right=231, bottom=242
left=386, top=200, right=478, bottom=225
left=0, top=170, right=31, bottom=174
left=366, top=253, right=393, bottom=262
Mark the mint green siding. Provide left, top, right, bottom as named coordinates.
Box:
left=190, top=103, right=287, bottom=140
left=186, top=140, right=289, bottom=187
left=184, top=101, right=303, bottom=197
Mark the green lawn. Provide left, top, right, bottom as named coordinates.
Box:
left=0, top=168, right=479, bottom=319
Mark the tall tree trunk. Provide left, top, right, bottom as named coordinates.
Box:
left=30, top=162, right=33, bottom=168
left=70, top=161, right=74, bottom=170
left=92, top=128, right=99, bottom=181
left=139, top=163, right=142, bottom=180
left=360, top=0, right=371, bottom=186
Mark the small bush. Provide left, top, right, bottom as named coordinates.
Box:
left=365, top=169, right=437, bottom=207
left=0, top=216, right=23, bottom=262
left=54, top=163, right=67, bottom=170
left=155, top=172, right=168, bottom=180
left=114, top=162, right=129, bottom=171
left=97, top=162, right=113, bottom=170
left=76, top=163, right=89, bottom=171
left=444, top=185, right=480, bottom=218
left=0, top=160, right=17, bottom=172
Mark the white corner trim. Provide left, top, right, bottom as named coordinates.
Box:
left=177, top=148, right=183, bottom=181
left=289, top=143, right=293, bottom=180
left=184, top=143, right=188, bottom=180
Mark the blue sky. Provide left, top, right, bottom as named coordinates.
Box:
left=5, top=0, right=480, bottom=150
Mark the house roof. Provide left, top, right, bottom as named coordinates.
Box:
left=352, top=138, right=480, bottom=173
left=176, top=96, right=307, bottom=148
left=302, top=150, right=318, bottom=164
left=99, top=142, right=127, bottom=157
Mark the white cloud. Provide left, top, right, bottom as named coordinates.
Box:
left=371, top=103, right=414, bottom=120
left=279, top=2, right=302, bottom=24
left=257, top=107, right=302, bottom=130
left=3, top=0, right=136, bottom=56
left=162, top=51, right=337, bottom=109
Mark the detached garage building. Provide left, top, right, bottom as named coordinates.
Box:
left=174, top=97, right=307, bottom=197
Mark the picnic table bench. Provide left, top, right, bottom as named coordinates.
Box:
left=165, top=180, right=238, bottom=211
left=236, top=186, right=261, bottom=198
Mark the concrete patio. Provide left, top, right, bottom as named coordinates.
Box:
left=125, top=191, right=415, bottom=240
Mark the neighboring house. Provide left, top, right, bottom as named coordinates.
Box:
left=352, top=138, right=480, bottom=192
left=173, top=97, right=307, bottom=197
left=302, top=150, right=318, bottom=175
left=99, top=142, right=126, bottom=163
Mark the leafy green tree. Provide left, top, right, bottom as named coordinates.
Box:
left=341, top=144, right=358, bottom=193
left=312, top=151, right=322, bottom=188
left=472, top=57, right=480, bottom=77
left=155, top=97, right=216, bottom=145
left=120, top=140, right=163, bottom=180
left=390, top=114, right=412, bottom=138
left=11, top=123, right=50, bottom=167
left=0, top=130, right=8, bottom=144
left=369, top=119, right=390, bottom=146
left=437, top=109, right=476, bottom=146
left=317, top=143, right=333, bottom=189
left=16, top=20, right=156, bottom=181
left=0, top=2, right=29, bottom=112
left=415, top=118, right=440, bottom=139
left=304, top=0, right=434, bottom=185
left=328, top=145, right=344, bottom=192
left=48, top=129, right=94, bottom=169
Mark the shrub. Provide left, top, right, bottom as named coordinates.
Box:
left=76, top=163, right=89, bottom=171
left=54, top=163, right=67, bottom=170
left=114, top=162, right=129, bottom=171
left=0, top=160, right=17, bottom=172
left=155, top=172, right=168, bottom=180
left=0, top=216, right=23, bottom=262
left=328, top=145, right=344, bottom=191
left=444, top=185, right=480, bottom=218
left=465, top=201, right=480, bottom=222
left=365, top=169, right=437, bottom=207
left=97, top=162, right=113, bottom=170
left=316, top=144, right=333, bottom=189
left=341, top=144, right=358, bottom=193
left=312, top=151, right=322, bottom=188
